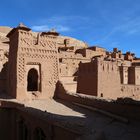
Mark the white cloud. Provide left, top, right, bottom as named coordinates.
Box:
left=55, top=25, right=70, bottom=32
left=31, top=25, right=70, bottom=32
left=41, top=16, right=89, bottom=24
left=32, top=25, right=50, bottom=32
left=31, top=15, right=90, bottom=32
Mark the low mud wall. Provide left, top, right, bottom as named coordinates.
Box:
left=55, top=81, right=140, bottom=121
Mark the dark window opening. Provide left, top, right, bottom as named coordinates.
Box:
left=59, top=58, right=62, bottom=62
left=27, top=68, right=38, bottom=91
left=101, top=93, right=103, bottom=97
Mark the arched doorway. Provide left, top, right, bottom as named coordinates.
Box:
left=27, top=68, right=38, bottom=91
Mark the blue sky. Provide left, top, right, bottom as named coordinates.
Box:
left=0, top=0, right=140, bottom=57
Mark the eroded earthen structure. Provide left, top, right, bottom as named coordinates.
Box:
left=0, top=23, right=140, bottom=100
left=0, top=24, right=140, bottom=140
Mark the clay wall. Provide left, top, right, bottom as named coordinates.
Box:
left=59, top=51, right=76, bottom=58
left=86, top=49, right=106, bottom=58
left=59, top=63, right=68, bottom=76
left=91, top=46, right=106, bottom=52
left=75, top=48, right=106, bottom=58
left=120, top=84, right=140, bottom=98
left=0, top=40, right=9, bottom=94
left=77, top=58, right=123, bottom=99
left=59, top=58, right=85, bottom=77
left=59, top=50, right=90, bottom=77
left=3, top=24, right=140, bottom=100
left=8, top=28, right=59, bottom=100
left=128, top=66, right=135, bottom=84
left=0, top=45, right=8, bottom=93
left=59, top=50, right=90, bottom=92
left=135, top=67, right=140, bottom=85
left=75, top=48, right=86, bottom=57
left=127, top=66, right=140, bottom=85
left=7, top=30, right=19, bottom=97
left=124, top=52, right=134, bottom=61
left=111, top=52, right=120, bottom=59
left=56, top=89, right=140, bottom=121
left=77, top=59, right=98, bottom=96
left=97, top=59, right=121, bottom=99
left=77, top=58, right=122, bottom=98
left=77, top=58, right=140, bottom=99
left=57, top=36, right=88, bottom=50
left=120, top=66, right=129, bottom=84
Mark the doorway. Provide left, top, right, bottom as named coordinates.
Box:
left=27, top=68, right=38, bottom=91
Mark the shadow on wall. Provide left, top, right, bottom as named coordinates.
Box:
left=1, top=84, right=140, bottom=140
left=2, top=98, right=140, bottom=140
left=54, top=80, right=66, bottom=99
left=0, top=62, right=8, bottom=94
left=0, top=102, right=105, bottom=140
left=0, top=95, right=109, bottom=140
left=23, top=104, right=108, bottom=140
left=54, top=80, right=140, bottom=121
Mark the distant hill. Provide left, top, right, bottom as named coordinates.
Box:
left=0, top=26, right=12, bottom=35
left=0, top=26, right=12, bottom=43
left=0, top=26, right=12, bottom=52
